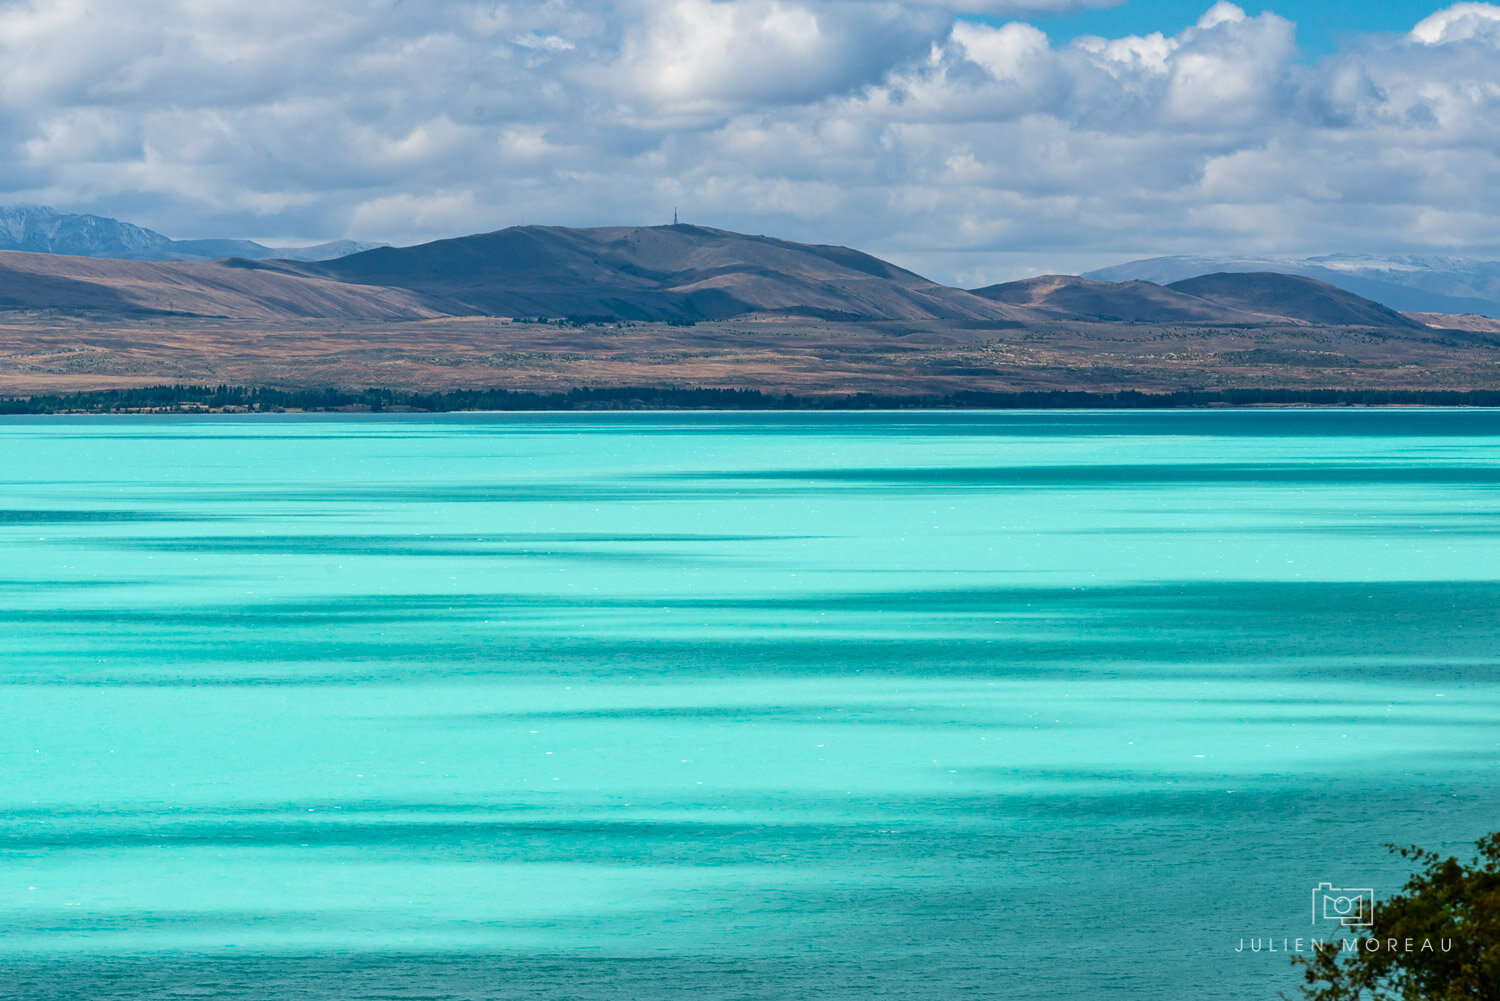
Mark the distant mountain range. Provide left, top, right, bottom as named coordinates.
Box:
left=0, top=214, right=1483, bottom=329
left=6, top=202, right=1498, bottom=323
left=1086, top=254, right=1500, bottom=319
left=0, top=205, right=385, bottom=263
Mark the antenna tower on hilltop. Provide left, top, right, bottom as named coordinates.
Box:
left=673, top=207, right=678, bottom=225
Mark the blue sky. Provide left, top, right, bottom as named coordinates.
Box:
left=0, top=0, right=1497, bottom=283
left=1014, top=0, right=1449, bottom=55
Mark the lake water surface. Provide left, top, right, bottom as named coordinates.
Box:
left=2, top=410, right=1498, bottom=999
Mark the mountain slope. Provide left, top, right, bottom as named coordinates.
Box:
left=1166, top=273, right=1424, bottom=329
left=0, top=205, right=384, bottom=262
left=1085, top=254, right=1500, bottom=318
left=0, top=222, right=1452, bottom=328
left=0, top=223, right=1022, bottom=322
left=168, top=238, right=386, bottom=262
left=0, top=250, right=440, bottom=319
left=968, top=274, right=1276, bottom=323
left=968, top=273, right=1422, bottom=327
left=299, top=224, right=1023, bottom=322
left=0, top=205, right=173, bottom=259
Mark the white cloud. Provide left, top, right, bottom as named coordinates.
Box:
left=512, top=32, right=577, bottom=52
left=1196, top=1, right=1245, bottom=29
left=607, top=0, right=936, bottom=115
left=348, top=190, right=486, bottom=236
left=1, top=1, right=1500, bottom=279
left=1161, top=7, right=1295, bottom=124
left=1411, top=2, right=1500, bottom=44
left=951, top=21, right=1051, bottom=82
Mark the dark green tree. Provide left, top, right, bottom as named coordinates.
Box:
left=1289, top=834, right=1500, bottom=1000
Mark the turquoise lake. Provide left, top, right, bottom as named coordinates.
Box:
left=2, top=410, right=1498, bottom=999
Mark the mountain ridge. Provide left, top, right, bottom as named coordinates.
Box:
left=0, top=205, right=385, bottom=263
left=0, top=248, right=440, bottom=319
left=966, top=272, right=1425, bottom=328
left=1086, top=254, right=1500, bottom=318
left=1165, top=272, right=1423, bottom=329
left=0, top=217, right=1468, bottom=329
left=1, top=222, right=1494, bottom=403
left=293, top=224, right=1022, bottom=322
left=9, top=202, right=1499, bottom=322
left=969, top=274, right=1275, bottom=324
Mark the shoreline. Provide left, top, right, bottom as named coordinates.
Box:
left=5, top=384, right=1500, bottom=414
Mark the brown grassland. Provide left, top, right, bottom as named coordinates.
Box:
left=1, top=312, right=1497, bottom=400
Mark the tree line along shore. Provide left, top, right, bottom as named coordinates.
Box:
left=5, top=384, right=1500, bottom=414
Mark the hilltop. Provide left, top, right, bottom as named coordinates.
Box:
left=289, top=224, right=1020, bottom=322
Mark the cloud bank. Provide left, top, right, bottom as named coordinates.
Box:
left=1, top=0, right=1498, bottom=282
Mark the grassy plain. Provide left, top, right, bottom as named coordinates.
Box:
left=1, top=312, right=1497, bottom=399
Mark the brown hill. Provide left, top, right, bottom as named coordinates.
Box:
left=295, top=224, right=1024, bottom=322
left=969, top=272, right=1425, bottom=328
left=0, top=225, right=1025, bottom=322
left=1166, top=272, right=1424, bottom=329
left=0, top=227, right=1438, bottom=329
left=0, top=249, right=439, bottom=320
left=968, top=274, right=1275, bottom=323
